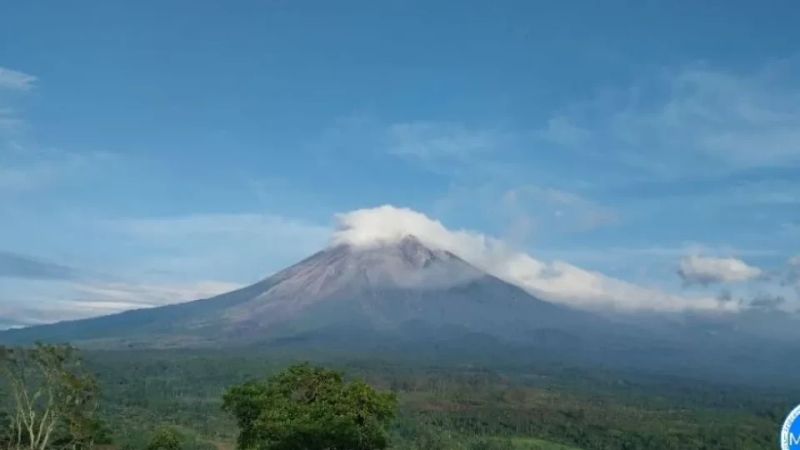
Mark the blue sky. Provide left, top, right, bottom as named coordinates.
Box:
left=1, top=1, right=799, bottom=325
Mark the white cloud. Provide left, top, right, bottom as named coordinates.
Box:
left=0, top=108, right=25, bottom=131
left=677, top=255, right=763, bottom=285
left=388, top=121, right=502, bottom=161
left=0, top=148, right=117, bottom=193
left=0, top=67, right=36, bottom=91
left=104, top=212, right=331, bottom=282
left=501, top=185, right=618, bottom=234
left=786, top=255, right=800, bottom=287
left=383, top=121, right=520, bottom=177
left=0, top=67, right=35, bottom=134
left=333, top=205, right=462, bottom=248
left=114, top=213, right=328, bottom=241
left=0, top=279, right=241, bottom=327
left=0, top=212, right=329, bottom=326
left=333, top=205, right=731, bottom=313
left=541, top=62, right=800, bottom=175
left=70, top=280, right=241, bottom=308
left=3, top=206, right=780, bottom=325
left=431, top=183, right=618, bottom=249
left=538, top=116, right=591, bottom=147
left=311, top=117, right=522, bottom=180
left=0, top=163, right=62, bottom=191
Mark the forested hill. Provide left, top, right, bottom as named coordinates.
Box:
left=85, top=349, right=795, bottom=450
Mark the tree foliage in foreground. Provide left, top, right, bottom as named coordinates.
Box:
left=223, top=363, right=396, bottom=450
left=0, top=344, right=104, bottom=450
left=146, top=427, right=183, bottom=450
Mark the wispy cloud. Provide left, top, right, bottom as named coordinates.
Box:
left=0, top=212, right=329, bottom=326
left=539, top=60, right=800, bottom=175
left=0, top=251, right=79, bottom=280
left=0, top=161, right=65, bottom=191
left=785, top=255, right=800, bottom=291
left=537, top=116, right=591, bottom=148
left=0, top=67, right=36, bottom=134
left=501, top=185, right=618, bottom=234
left=386, top=120, right=531, bottom=181
left=0, top=67, right=36, bottom=91
left=677, top=254, right=763, bottom=286
left=387, top=121, right=508, bottom=166
left=0, top=66, right=119, bottom=194
left=112, top=213, right=327, bottom=239
left=102, top=212, right=331, bottom=281
left=315, top=116, right=519, bottom=178
left=431, top=182, right=618, bottom=249
left=748, top=294, right=786, bottom=312
left=0, top=279, right=241, bottom=327
left=0, top=148, right=117, bottom=192
left=0, top=108, right=25, bottom=131
left=69, top=280, right=241, bottom=309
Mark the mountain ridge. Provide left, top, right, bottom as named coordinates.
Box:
left=0, top=235, right=592, bottom=347
left=6, top=235, right=800, bottom=384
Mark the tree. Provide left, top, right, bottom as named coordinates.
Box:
left=0, top=344, right=101, bottom=450
left=223, top=363, right=396, bottom=450
left=146, top=427, right=182, bottom=450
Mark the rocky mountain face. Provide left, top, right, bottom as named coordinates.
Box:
left=0, top=236, right=593, bottom=347
left=4, top=235, right=800, bottom=384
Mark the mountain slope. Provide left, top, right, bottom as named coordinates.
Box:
left=6, top=236, right=800, bottom=384
left=0, top=236, right=594, bottom=347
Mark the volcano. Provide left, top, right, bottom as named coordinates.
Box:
left=6, top=236, right=800, bottom=384
left=0, top=236, right=597, bottom=348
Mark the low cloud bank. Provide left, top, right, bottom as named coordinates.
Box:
left=0, top=279, right=241, bottom=328
left=678, top=255, right=763, bottom=286
left=333, top=205, right=732, bottom=313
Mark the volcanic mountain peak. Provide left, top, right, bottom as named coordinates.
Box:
left=0, top=233, right=578, bottom=346
left=254, top=234, right=483, bottom=304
